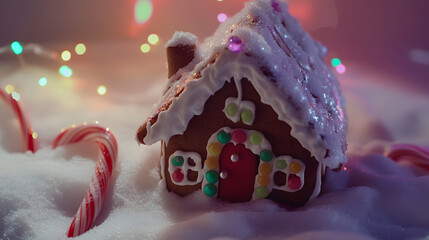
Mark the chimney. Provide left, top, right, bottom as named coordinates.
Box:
left=166, top=32, right=199, bottom=78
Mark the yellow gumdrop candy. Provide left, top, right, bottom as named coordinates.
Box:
left=258, top=175, right=270, bottom=186
left=205, top=157, right=219, bottom=170
left=208, top=142, right=222, bottom=156
left=289, top=161, right=302, bottom=174
left=259, top=163, right=272, bottom=175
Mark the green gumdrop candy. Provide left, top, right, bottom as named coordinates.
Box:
left=227, top=103, right=238, bottom=116
left=172, top=156, right=184, bottom=166
left=217, top=130, right=231, bottom=144
left=250, top=132, right=263, bottom=145
left=260, top=150, right=273, bottom=162
left=204, top=184, right=217, bottom=197
left=255, top=186, right=269, bottom=198
left=241, top=109, right=253, bottom=123
left=206, top=170, right=219, bottom=184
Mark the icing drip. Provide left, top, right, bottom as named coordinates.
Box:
left=308, top=162, right=323, bottom=201
left=142, top=0, right=347, bottom=169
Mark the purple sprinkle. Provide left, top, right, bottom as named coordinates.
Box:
left=272, top=0, right=280, bottom=11
left=227, top=36, right=244, bottom=53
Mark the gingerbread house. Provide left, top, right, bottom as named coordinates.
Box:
left=137, top=0, right=347, bottom=206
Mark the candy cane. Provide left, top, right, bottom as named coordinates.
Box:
left=385, top=143, right=429, bottom=173
left=53, top=123, right=118, bottom=237
left=0, top=88, right=38, bottom=152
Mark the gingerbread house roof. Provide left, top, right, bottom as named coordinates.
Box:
left=137, top=0, right=347, bottom=169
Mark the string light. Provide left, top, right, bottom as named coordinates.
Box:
left=61, top=50, right=71, bottom=61
left=11, top=92, right=21, bottom=101
left=75, top=43, right=87, bottom=55
left=331, top=58, right=341, bottom=67
left=11, top=41, right=23, bottom=55
left=97, top=85, right=107, bottom=95
left=59, top=65, right=73, bottom=77
left=5, top=84, right=15, bottom=94
left=39, top=77, right=48, bottom=86
left=148, top=34, right=160, bottom=45
left=336, top=64, right=346, bottom=74
left=217, top=13, right=228, bottom=23
left=140, top=43, right=151, bottom=53
left=134, top=0, right=153, bottom=24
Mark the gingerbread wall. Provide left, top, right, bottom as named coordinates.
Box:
left=163, top=77, right=319, bottom=206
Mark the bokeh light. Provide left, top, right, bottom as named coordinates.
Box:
left=11, top=41, right=23, bottom=55
left=11, top=92, right=20, bottom=101
left=148, top=34, right=160, bottom=45
left=61, top=50, right=71, bottom=61
left=217, top=13, right=228, bottom=23
left=331, top=58, right=341, bottom=67
left=5, top=84, right=15, bottom=94
left=97, top=85, right=107, bottom=95
left=39, top=77, right=48, bottom=87
left=134, top=0, right=153, bottom=24
left=75, top=43, right=87, bottom=55
left=32, top=132, right=38, bottom=139
left=140, top=43, right=151, bottom=53
left=59, top=65, right=73, bottom=77
left=336, top=64, right=346, bottom=74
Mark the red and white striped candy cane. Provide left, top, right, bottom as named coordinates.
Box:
left=53, top=123, right=118, bottom=237
left=385, top=143, right=429, bottom=173
left=0, top=88, right=38, bottom=152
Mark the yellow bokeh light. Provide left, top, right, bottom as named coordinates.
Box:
left=147, top=34, right=160, bottom=45
left=61, top=50, right=71, bottom=61
left=5, top=84, right=15, bottom=94
left=140, top=43, right=151, bottom=53
left=97, top=85, right=107, bottom=95
left=32, top=132, right=38, bottom=139
left=75, top=43, right=87, bottom=55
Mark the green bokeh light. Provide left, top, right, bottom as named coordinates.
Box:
left=11, top=41, right=23, bottom=55
left=59, top=65, right=73, bottom=78
left=331, top=58, right=341, bottom=67
left=134, top=0, right=153, bottom=24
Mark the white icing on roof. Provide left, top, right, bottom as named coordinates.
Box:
left=140, top=0, right=347, bottom=169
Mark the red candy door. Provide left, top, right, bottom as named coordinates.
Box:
left=218, top=142, right=258, bottom=202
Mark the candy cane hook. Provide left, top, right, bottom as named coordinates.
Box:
left=53, top=123, right=118, bottom=237
left=0, top=88, right=38, bottom=152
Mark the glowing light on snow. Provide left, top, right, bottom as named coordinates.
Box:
left=61, top=51, right=71, bottom=61
left=148, top=34, right=160, bottom=45
left=5, top=84, right=15, bottom=94
left=331, top=58, right=341, bottom=67
left=140, top=43, right=151, bottom=53
left=134, top=0, right=153, bottom=24
left=11, top=41, right=23, bottom=55
left=39, top=77, right=48, bottom=86
left=217, top=13, right=228, bottom=23
left=11, top=91, right=20, bottom=101
left=59, top=65, right=73, bottom=77
left=97, top=85, right=107, bottom=95
left=75, top=43, right=87, bottom=55
left=336, top=64, right=346, bottom=74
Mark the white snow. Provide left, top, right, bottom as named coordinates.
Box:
left=165, top=32, right=198, bottom=48
left=1, top=44, right=429, bottom=240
